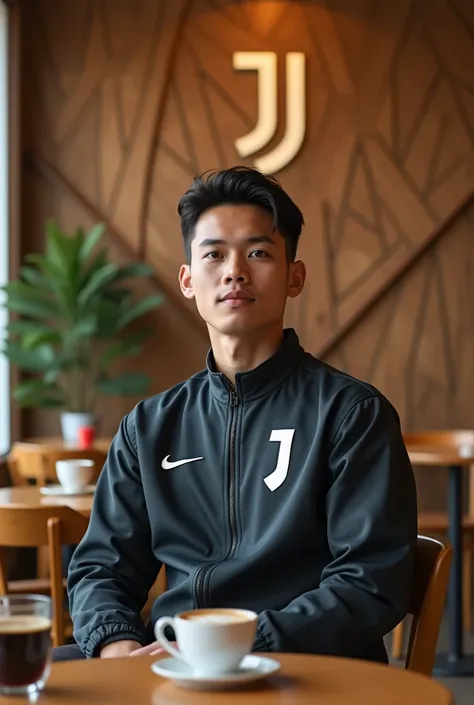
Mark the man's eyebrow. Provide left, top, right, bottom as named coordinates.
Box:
left=198, top=235, right=276, bottom=247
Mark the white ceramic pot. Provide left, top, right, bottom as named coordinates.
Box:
left=60, top=412, right=96, bottom=445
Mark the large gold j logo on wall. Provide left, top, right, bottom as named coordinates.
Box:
left=233, top=51, right=306, bottom=174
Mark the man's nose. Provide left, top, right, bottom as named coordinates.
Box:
left=222, top=256, right=250, bottom=284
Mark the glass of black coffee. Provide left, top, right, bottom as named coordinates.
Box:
left=0, top=595, right=52, bottom=695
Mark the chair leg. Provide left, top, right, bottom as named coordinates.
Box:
left=463, top=546, right=472, bottom=632
left=391, top=620, right=404, bottom=660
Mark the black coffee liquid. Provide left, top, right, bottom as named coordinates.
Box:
left=0, top=616, right=51, bottom=687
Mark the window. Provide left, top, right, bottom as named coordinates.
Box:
left=0, top=1, right=9, bottom=455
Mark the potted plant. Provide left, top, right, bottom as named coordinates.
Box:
left=1, top=220, right=164, bottom=442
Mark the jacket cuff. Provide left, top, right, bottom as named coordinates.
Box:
left=82, top=623, right=146, bottom=658
left=252, top=623, right=271, bottom=652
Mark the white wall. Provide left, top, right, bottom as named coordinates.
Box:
left=0, top=1, right=10, bottom=455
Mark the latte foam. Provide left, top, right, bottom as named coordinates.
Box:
left=181, top=609, right=252, bottom=624
left=187, top=614, right=242, bottom=624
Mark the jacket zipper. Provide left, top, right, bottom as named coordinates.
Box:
left=195, top=380, right=239, bottom=608
left=227, top=385, right=239, bottom=558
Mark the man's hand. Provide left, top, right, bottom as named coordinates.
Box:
left=129, top=640, right=175, bottom=657
left=100, top=640, right=142, bottom=658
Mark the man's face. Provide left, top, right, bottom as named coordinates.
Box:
left=179, top=204, right=305, bottom=337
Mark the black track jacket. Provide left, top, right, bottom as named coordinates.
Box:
left=68, top=329, right=417, bottom=660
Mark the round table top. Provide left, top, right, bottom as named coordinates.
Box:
left=0, top=485, right=93, bottom=517
left=407, top=444, right=474, bottom=466
left=3, top=654, right=451, bottom=705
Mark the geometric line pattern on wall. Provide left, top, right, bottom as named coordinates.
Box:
left=22, top=0, right=474, bottom=395
left=324, top=197, right=474, bottom=440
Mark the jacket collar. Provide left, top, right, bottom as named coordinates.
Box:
left=207, top=328, right=305, bottom=404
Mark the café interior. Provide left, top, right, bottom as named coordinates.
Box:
left=1, top=1, right=474, bottom=703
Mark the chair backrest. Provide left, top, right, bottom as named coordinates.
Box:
left=7, top=443, right=107, bottom=487
left=0, top=505, right=89, bottom=647
left=5, top=454, right=28, bottom=487
left=405, top=535, right=452, bottom=675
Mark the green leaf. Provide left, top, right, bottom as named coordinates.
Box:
left=2, top=282, right=59, bottom=319
left=13, top=379, right=46, bottom=402
left=85, top=248, right=108, bottom=277
left=2, top=281, right=49, bottom=301
left=4, top=297, right=56, bottom=319
left=98, top=341, right=142, bottom=370
left=77, top=263, right=120, bottom=308
left=25, top=254, right=73, bottom=297
left=20, top=266, right=50, bottom=290
left=89, top=300, right=124, bottom=338
left=45, top=220, right=74, bottom=272
left=24, top=253, right=46, bottom=267
left=13, top=378, right=64, bottom=408
left=98, top=372, right=151, bottom=396
left=98, top=328, right=153, bottom=370
left=79, top=223, right=105, bottom=262
left=7, top=320, right=52, bottom=336
left=103, top=287, right=132, bottom=305
left=73, top=226, right=86, bottom=255
left=44, top=221, right=83, bottom=315
left=116, top=294, right=164, bottom=328
left=64, top=318, right=98, bottom=343
left=69, top=227, right=86, bottom=296
left=2, top=342, right=57, bottom=372
left=22, top=330, right=62, bottom=349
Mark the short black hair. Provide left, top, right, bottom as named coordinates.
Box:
left=177, top=166, right=304, bottom=261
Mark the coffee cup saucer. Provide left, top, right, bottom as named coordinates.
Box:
left=151, top=655, right=281, bottom=691
left=39, top=485, right=96, bottom=496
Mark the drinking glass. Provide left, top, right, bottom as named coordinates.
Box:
left=0, top=595, right=52, bottom=695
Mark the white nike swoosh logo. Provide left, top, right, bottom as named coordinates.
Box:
left=161, top=455, right=204, bottom=470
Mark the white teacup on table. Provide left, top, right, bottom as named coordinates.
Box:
left=155, top=608, right=257, bottom=677
left=55, top=459, right=95, bottom=494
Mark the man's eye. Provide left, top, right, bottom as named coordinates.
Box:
left=204, top=251, right=222, bottom=260
left=249, top=250, right=268, bottom=258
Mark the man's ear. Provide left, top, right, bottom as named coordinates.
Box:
left=179, top=264, right=195, bottom=300
left=287, top=260, right=306, bottom=299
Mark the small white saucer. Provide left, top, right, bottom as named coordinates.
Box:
left=39, top=485, right=96, bottom=496
left=151, top=655, right=280, bottom=691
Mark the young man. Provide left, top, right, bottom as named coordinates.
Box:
left=54, top=167, right=417, bottom=662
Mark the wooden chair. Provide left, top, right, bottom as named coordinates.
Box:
left=7, top=443, right=107, bottom=488
left=6, top=444, right=106, bottom=581
left=0, top=505, right=89, bottom=647
left=392, top=431, right=474, bottom=660
left=395, top=535, right=452, bottom=675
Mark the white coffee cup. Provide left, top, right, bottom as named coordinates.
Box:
left=55, top=459, right=95, bottom=493
left=154, top=608, right=258, bottom=677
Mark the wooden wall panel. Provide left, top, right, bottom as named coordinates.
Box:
left=19, top=0, right=474, bottom=464
left=325, top=199, right=474, bottom=509
left=144, top=0, right=474, bottom=354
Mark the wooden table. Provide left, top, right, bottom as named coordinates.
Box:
left=18, top=437, right=112, bottom=452
left=0, top=654, right=452, bottom=705
left=0, top=486, right=94, bottom=518
left=407, top=443, right=474, bottom=677
left=9, top=438, right=111, bottom=485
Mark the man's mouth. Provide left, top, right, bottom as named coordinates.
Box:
left=219, top=290, right=255, bottom=306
